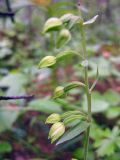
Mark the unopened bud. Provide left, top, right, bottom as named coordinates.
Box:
left=53, top=86, right=65, bottom=99
left=38, top=56, right=56, bottom=69
left=49, top=122, right=65, bottom=143
left=60, top=13, right=73, bottom=23
left=43, top=17, right=62, bottom=33
left=45, top=113, right=61, bottom=124
left=56, top=29, right=71, bottom=48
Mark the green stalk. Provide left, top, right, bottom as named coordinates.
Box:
left=79, top=18, right=92, bottom=160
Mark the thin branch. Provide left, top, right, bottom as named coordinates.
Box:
left=0, top=95, right=34, bottom=101
left=0, top=12, right=15, bottom=17
left=5, top=0, right=15, bottom=22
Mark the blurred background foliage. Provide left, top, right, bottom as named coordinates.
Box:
left=0, top=0, right=120, bottom=160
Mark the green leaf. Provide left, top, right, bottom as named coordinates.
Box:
left=28, top=99, right=62, bottom=114
left=55, top=99, right=78, bottom=110
left=103, top=90, right=120, bottom=106
left=0, top=108, right=19, bottom=133
left=56, top=50, right=75, bottom=61
left=0, top=73, right=27, bottom=88
left=0, top=73, right=27, bottom=96
left=97, top=139, right=115, bottom=157
left=96, top=127, right=120, bottom=157
left=61, top=110, right=86, bottom=119
left=63, top=115, right=86, bottom=125
left=105, top=106, right=120, bottom=119
left=0, top=141, right=12, bottom=153
left=56, top=121, right=89, bottom=145
left=83, top=92, right=109, bottom=113
left=88, top=57, right=111, bottom=78
left=64, top=81, right=85, bottom=92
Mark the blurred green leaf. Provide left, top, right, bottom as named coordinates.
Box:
left=28, top=99, right=62, bottom=114
left=0, top=73, right=27, bottom=96
left=103, top=90, right=120, bottom=106
left=105, top=106, right=120, bottom=119
left=83, top=92, right=109, bottom=113
left=0, top=141, right=12, bottom=153
left=0, top=108, right=19, bottom=133
left=96, top=127, right=120, bottom=157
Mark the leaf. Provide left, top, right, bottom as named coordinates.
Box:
left=0, top=141, right=12, bottom=153
left=0, top=73, right=27, bottom=88
left=61, top=111, right=86, bottom=119
left=105, top=106, right=120, bottom=119
left=56, top=50, right=75, bottom=61
left=63, top=115, right=86, bottom=125
left=55, top=99, right=78, bottom=110
left=0, top=73, right=27, bottom=96
left=83, top=92, right=109, bottom=113
left=96, top=127, right=120, bottom=157
left=103, top=90, right=120, bottom=106
left=56, top=121, right=89, bottom=145
left=97, top=139, right=115, bottom=156
left=64, top=81, right=85, bottom=92
left=83, top=15, right=99, bottom=25
left=88, top=57, right=111, bottom=78
left=28, top=99, right=62, bottom=113
left=0, top=108, right=19, bottom=133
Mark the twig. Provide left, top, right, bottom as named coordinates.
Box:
left=5, top=0, right=15, bottom=22
left=0, top=12, right=14, bottom=17
left=0, top=95, right=34, bottom=101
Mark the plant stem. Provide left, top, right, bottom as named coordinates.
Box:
left=79, top=19, right=92, bottom=160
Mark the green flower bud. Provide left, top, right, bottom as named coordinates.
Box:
left=43, top=17, right=62, bottom=33
left=60, top=13, right=73, bottom=23
left=49, top=122, right=65, bottom=143
left=53, top=86, right=65, bottom=99
left=45, top=113, right=61, bottom=124
left=56, top=29, right=71, bottom=48
left=38, top=56, right=56, bottom=69
left=60, top=13, right=82, bottom=29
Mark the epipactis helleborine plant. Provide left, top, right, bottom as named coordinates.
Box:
left=38, top=7, right=99, bottom=160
